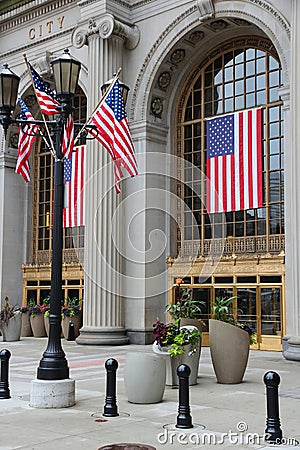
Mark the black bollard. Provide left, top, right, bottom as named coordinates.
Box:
left=0, top=349, right=11, bottom=399
left=176, top=364, right=193, bottom=429
left=67, top=320, right=75, bottom=341
left=264, top=371, right=283, bottom=444
left=103, top=358, right=119, bottom=417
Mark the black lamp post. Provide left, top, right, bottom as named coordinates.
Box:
left=0, top=51, right=130, bottom=381
left=0, top=50, right=78, bottom=381
left=37, top=49, right=81, bottom=380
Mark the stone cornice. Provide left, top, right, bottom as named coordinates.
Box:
left=0, top=0, right=76, bottom=31
left=72, top=14, right=140, bottom=49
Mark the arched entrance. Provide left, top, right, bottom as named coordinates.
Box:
left=168, top=35, right=284, bottom=351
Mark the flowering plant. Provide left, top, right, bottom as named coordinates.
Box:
left=153, top=319, right=201, bottom=357
left=28, top=296, right=50, bottom=318
left=61, top=297, right=81, bottom=319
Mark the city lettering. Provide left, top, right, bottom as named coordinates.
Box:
left=28, top=16, right=65, bottom=40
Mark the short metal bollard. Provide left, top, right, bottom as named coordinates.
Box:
left=67, top=320, right=75, bottom=341
left=176, top=364, right=193, bottom=429
left=264, top=371, right=283, bottom=444
left=103, top=358, right=119, bottom=417
left=0, top=349, right=11, bottom=399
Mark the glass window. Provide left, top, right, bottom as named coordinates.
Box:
left=177, top=39, right=283, bottom=257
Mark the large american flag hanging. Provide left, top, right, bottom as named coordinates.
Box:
left=28, top=62, right=60, bottom=115
left=89, top=78, right=138, bottom=192
left=206, top=107, right=263, bottom=214
left=63, top=145, right=85, bottom=228
left=15, top=98, right=39, bottom=182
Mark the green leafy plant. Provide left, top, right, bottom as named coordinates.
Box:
left=212, top=296, right=257, bottom=344
left=211, top=296, right=236, bottom=324
left=61, top=297, right=81, bottom=319
left=167, top=280, right=206, bottom=329
left=0, top=297, right=19, bottom=326
left=153, top=319, right=201, bottom=357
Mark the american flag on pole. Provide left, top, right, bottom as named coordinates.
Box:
left=206, top=107, right=263, bottom=214
left=63, top=145, right=85, bottom=228
left=88, top=78, right=138, bottom=192
left=28, top=62, right=60, bottom=115
left=15, top=98, right=39, bottom=182
left=62, top=114, right=74, bottom=158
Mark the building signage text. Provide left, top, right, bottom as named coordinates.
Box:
left=28, top=16, right=65, bottom=40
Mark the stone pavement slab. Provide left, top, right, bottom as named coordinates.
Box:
left=0, top=337, right=299, bottom=450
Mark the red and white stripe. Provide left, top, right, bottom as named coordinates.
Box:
left=63, top=146, right=85, bottom=228
left=206, top=108, right=263, bottom=214
left=62, top=114, right=74, bottom=158
left=91, top=104, right=138, bottom=177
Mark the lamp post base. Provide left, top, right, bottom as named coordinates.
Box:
left=29, top=379, right=75, bottom=408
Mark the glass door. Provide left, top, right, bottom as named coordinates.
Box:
left=191, top=288, right=211, bottom=346
left=236, top=288, right=259, bottom=349
left=259, top=287, right=282, bottom=350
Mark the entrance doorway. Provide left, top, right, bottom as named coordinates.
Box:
left=175, top=283, right=283, bottom=351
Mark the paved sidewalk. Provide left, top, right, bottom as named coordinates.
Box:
left=0, top=337, right=299, bottom=450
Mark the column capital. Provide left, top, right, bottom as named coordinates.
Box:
left=72, top=14, right=140, bottom=50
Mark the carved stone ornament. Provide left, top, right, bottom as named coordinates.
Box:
left=196, top=0, right=215, bottom=22
left=10, top=133, right=19, bottom=149
left=157, top=71, right=171, bottom=90
left=170, top=49, right=186, bottom=65
left=188, top=30, right=205, bottom=44
left=72, top=14, right=140, bottom=50
left=209, top=20, right=228, bottom=31
left=150, top=97, right=163, bottom=118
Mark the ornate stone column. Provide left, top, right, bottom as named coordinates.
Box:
left=73, top=15, right=139, bottom=344
left=282, top=0, right=300, bottom=360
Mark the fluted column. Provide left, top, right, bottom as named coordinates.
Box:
left=282, top=0, right=300, bottom=360
left=73, top=15, right=139, bottom=344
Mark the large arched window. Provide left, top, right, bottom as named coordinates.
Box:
left=176, top=37, right=284, bottom=257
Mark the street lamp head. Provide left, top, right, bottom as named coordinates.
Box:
left=0, top=63, right=20, bottom=136
left=101, top=75, right=130, bottom=106
left=51, top=49, right=81, bottom=101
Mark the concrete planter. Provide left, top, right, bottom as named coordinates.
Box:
left=21, top=311, right=32, bottom=337
left=124, top=352, right=166, bottom=403
left=62, top=314, right=82, bottom=339
left=209, top=319, right=250, bottom=384
left=30, top=313, right=46, bottom=337
left=0, top=311, right=22, bottom=341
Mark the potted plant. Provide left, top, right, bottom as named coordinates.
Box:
left=209, top=296, right=256, bottom=384
left=167, top=278, right=206, bottom=332
left=61, top=297, right=82, bottom=339
left=29, top=300, right=48, bottom=337
left=0, top=297, right=22, bottom=342
left=152, top=311, right=202, bottom=386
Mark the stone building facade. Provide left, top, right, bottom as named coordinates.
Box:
left=0, top=0, right=299, bottom=358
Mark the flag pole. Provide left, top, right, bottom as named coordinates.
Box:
left=23, top=54, right=56, bottom=158
left=73, top=68, right=122, bottom=148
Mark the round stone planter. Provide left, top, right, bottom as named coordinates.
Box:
left=209, top=319, right=250, bottom=384
left=0, top=312, right=22, bottom=341
left=124, top=352, right=166, bottom=403
left=30, top=314, right=46, bottom=337
left=21, top=311, right=32, bottom=337
left=62, top=314, right=82, bottom=339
